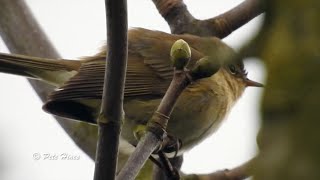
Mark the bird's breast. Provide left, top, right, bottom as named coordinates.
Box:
left=122, top=76, right=234, bottom=153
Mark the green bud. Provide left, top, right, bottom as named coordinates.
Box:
left=170, top=39, right=191, bottom=70
left=190, top=56, right=221, bottom=80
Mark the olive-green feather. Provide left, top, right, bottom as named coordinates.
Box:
left=0, top=52, right=80, bottom=86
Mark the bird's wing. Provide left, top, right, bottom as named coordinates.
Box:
left=43, top=28, right=205, bottom=122
left=129, top=28, right=204, bottom=79
left=48, top=28, right=205, bottom=100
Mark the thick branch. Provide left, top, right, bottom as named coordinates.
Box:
left=152, top=0, right=264, bottom=38
left=255, top=0, right=320, bottom=179
left=0, top=0, right=98, bottom=158
left=152, top=0, right=195, bottom=34
left=93, top=0, right=128, bottom=179
left=210, top=0, right=264, bottom=38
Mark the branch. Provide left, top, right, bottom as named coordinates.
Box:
left=255, top=0, right=320, bottom=179
left=93, top=0, right=128, bottom=179
left=183, top=157, right=255, bottom=180
left=117, top=40, right=221, bottom=180
left=152, top=0, right=265, bottom=38
left=0, top=0, right=98, bottom=159
left=153, top=156, right=183, bottom=180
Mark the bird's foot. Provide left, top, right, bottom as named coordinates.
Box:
left=150, top=134, right=182, bottom=179
left=134, top=125, right=182, bottom=157
left=161, top=134, right=182, bottom=158
left=149, top=151, right=180, bottom=180
left=158, top=151, right=181, bottom=180
left=134, top=125, right=181, bottom=179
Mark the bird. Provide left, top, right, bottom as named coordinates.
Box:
left=0, top=28, right=262, bottom=155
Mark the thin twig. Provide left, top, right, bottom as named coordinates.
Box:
left=183, top=157, right=256, bottom=180
left=93, top=0, right=128, bottom=180
left=117, top=132, right=161, bottom=179
left=117, top=70, right=190, bottom=180
left=152, top=0, right=264, bottom=38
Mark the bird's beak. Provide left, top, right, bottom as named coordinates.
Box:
left=244, top=78, right=264, bottom=87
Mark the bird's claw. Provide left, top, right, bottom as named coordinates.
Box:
left=134, top=126, right=182, bottom=179
left=158, top=151, right=181, bottom=180
left=162, top=134, right=182, bottom=158
left=148, top=134, right=182, bottom=179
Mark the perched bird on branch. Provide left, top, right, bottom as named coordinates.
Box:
left=0, top=28, right=262, bottom=155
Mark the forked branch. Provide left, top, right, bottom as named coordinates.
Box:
left=152, top=0, right=265, bottom=38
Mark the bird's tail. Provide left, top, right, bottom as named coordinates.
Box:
left=0, top=52, right=81, bottom=86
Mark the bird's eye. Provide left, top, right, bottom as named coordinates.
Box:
left=228, top=65, right=237, bottom=74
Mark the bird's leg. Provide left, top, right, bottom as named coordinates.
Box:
left=150, top=134, right=182, bottom=179
left=158, top=151, right=180, bottom=180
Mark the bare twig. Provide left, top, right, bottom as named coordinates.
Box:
left=117, top=132, right=161, bottom=179
left=152, top=0, right=264, bottom=38
left=0, top=0, right=98, bottom=160
left=93, top=0, right=128, bottom=179
left=117, top=70, right=190, bottom=180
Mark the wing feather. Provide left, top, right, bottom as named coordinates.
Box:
left=44, top=28, right=206, bottom=121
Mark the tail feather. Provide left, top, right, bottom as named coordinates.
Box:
left=0, top=52, right=81, bottom=86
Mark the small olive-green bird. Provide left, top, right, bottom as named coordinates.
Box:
left=0, top=28, right=262, bottom=154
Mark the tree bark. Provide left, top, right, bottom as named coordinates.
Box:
left=254, top=0, right=320, bottom=179
left=151, top=0, right=264, bottom=38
